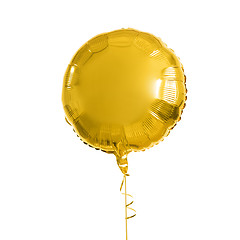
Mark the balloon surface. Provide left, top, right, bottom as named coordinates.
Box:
left=62, top=29, right=186, bottom=161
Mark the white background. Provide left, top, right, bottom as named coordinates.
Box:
left=0, top=0, right=240, bottom=239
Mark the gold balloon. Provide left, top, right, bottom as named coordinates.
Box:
left=62, top=29, right=186, bottom=170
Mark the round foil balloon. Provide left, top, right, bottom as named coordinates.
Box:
left=62, top=29, right=186, bottom=171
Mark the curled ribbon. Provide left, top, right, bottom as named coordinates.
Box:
left=115, top=149, right=136, bottom=240
left=120, top=174, right=136, bottom=220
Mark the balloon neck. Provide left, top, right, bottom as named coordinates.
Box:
left=116, top=154, right=128, bottom=175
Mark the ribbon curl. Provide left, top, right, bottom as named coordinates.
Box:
left=120, top=174, right=136, bottom=220
left=116, top=155, right=136, bottom=240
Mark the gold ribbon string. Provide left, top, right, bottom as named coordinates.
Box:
left=115, top=150, right=136, bottom=240
left=120, top=174, right=136, bottom=240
